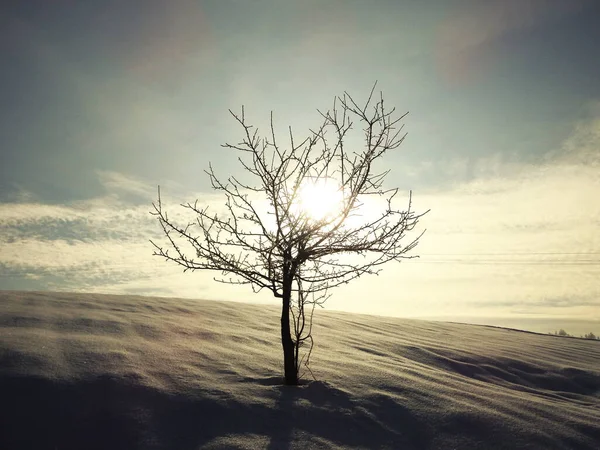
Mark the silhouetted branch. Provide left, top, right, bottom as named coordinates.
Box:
left=151, top=84, right=428, bottom=384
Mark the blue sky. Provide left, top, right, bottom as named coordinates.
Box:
left=1, top=0, right=599, bottom=330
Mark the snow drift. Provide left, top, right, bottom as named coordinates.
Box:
left=1, top=290, right=598, bottom=449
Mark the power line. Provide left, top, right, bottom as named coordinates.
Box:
left=415, top=252, right=600, bottom=265
left=413, top=260, right=600, bottom=265
left=420, top=252, right=600, bottom=256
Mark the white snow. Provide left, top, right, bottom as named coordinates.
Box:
left=1, top=290, right=598, bottom=449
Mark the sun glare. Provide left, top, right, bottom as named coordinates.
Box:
left=296, top=179, right=343, bottom=221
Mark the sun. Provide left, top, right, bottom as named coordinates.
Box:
left=296, top=178, right=343, bottom=221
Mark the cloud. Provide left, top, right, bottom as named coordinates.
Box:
left=96, top=171, right=157, bottom=202
left=436, top=0, right=592, bottom=84
left=120, top=0, right=215, bottom=82
left=329, top=109, right=600, bottom=318
left=0, top=171, right=270, bottom=302
left=553, top=102, right=600, bottom=166
left=481, top=294, right=600, bottom=310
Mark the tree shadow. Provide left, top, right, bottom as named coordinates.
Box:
left=0, top=374, right=433, bottom=450
left=247, top=377, right=433, bottom=450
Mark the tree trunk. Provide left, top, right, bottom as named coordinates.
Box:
left=281, top=275, right=298, bottom=385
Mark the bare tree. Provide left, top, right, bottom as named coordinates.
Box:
left=151, top=85, right=428, bottom=385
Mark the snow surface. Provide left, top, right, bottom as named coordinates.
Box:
left=1, top=290, right=599, bottom=449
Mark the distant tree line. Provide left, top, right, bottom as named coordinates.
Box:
left=549, top=329, right=599, bottom=340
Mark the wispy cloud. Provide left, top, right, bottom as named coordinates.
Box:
left=436, top=0, right=592, bottom=84
left=0, top=170, right=256, bottom=301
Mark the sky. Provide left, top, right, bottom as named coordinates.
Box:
left=1, top=0, right=599, bottom=333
